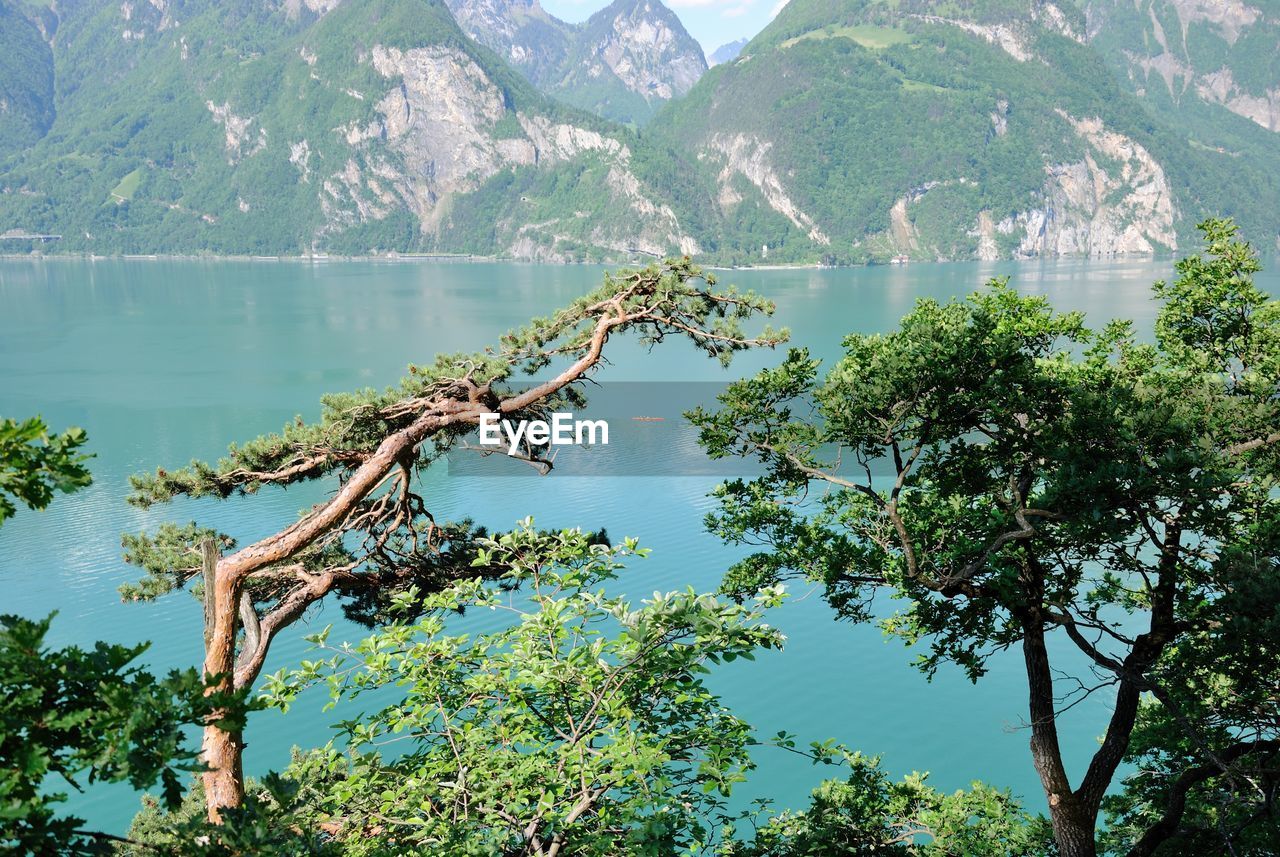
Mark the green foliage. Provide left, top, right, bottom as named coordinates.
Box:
left=1153, top=218, right=1280, bottom=377
left=724, top=753, right=1054, bottom=856
left=125, top=259, right=778, bottom=513
left=0, top=0, right=54, bottom=157
left=0, top=614, right=221, bottom=856
left=119, top=774, right=339, bottom=857
left=118, top=522, right=234, bottom=603
left=690, top=220, right=1280, bottom=852
left=1101, top=500, right=1280, bottom=855
left=261, top=521, right=786, bottom=855
left=0, top=415, right=92, bottom=526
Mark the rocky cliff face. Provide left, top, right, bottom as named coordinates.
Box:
left=0, top=0, right=700, bottom=260
left=442, top=0, right=573, bottom=86
left=1084, top=0, right=1280, bottom=133
left=972, top=114, right=1178, bottom=260
left=3, top=0, right=1275, bottom=263
left=446, top=0, right=707, bottom=124
left=322, top=42, right=699, bottom=257
left=569, top=0, right=706, bottom=102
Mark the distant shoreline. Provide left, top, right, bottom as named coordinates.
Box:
left=0, top=252, right=835, bottom=268
left=0, top=252, right=1187, bottom=269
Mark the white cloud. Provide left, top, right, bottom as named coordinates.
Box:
left=770, top=0, right=789, bottom=17
left=722, top=2, right=749, bottom=17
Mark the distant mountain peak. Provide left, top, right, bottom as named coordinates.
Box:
left=575, top=0, right=706, bottom=103
left=708, top=37, right=748, bottom=66
left=446, top=0, right=706, bottom=123
left=443, top=0, right=572, bottom=86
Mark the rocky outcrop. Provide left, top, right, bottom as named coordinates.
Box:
left=1087, top=0, right=1280, bottom=132
left=878, top=116, right=1176, bottom=261
left=706, top=133, right=830, bottom=245
left=575, top=0, right=705, bottom=102
left=442, top=0, right=573, bottom=86
left=1197, top=68, right=1280, bottom=132
left=906, top=4, right=1082, bottom=63
left=1003, top=114, right=1177, bottom=257
left=318, top=43, right=698, bottom=258
left=446, top=0, right=706, bottom=123
left=909, top=14, right=1034, bottom=61
left=283, top=0, right=345, bottom=19
left=206, top=101, right=265, bottom=163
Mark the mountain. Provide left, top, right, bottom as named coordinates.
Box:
left=0, top=0, right=700, bottom=259
left=441, top=0, right=574, bottom=87
left=1084, top=0, right=1280, bottom=133
left=445, top=0, right=707, bottom=124
left=648, top=0, right=1280, bottom=264
left=1, top=0, right=1277, bottom=263
left=707, top=37, right=747, bottom=66
left=0, top=1, right=56, bottom=157
left=550, top=0, right=706, bottom=124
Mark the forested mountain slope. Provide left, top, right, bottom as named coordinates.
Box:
left=1085, top=0, right=1280, bottom=133
left=0, top=0, right=700, bottom=258
left=0, top=0, right=1276, bottom=262
left=0, top=1, right=56, bottom=158
left=648, top=0, right=1280, bottom=264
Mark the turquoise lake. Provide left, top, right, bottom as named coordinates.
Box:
left=4, top=255, right=1274, bottom=836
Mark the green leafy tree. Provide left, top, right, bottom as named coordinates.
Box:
left=724, top=752, right=1054, bottom=856
left=0, top=613, right=214, bottom=855
left=1100, top=515, right=1280, bottom=855
left=690, top=220, right=1280, bottom=856
left=121, top=260, right=782, bottom=820
left=262, top=521, right=786, bottom=856
left=0, top=416, right=92, bottom=526
left=119, top=774, right=339, bottom=857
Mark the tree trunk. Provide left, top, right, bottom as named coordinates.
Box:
left=1023, top=615, right=1099, bottom=857
left=200, top=539, right=246, bottom=822
left=1049, top=805, right=1099, bottom=857
left=200, top=718, right=245, bottom=822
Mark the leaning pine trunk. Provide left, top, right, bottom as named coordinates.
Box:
left=200, top=539, right=246, bottom=821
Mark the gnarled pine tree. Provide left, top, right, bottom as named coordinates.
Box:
left=121, top=260, right=782, bottom=822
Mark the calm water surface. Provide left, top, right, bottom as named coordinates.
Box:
left=3, top=256, right=1272, bottom=835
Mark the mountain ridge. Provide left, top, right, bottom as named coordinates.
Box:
left=445, top=0, right=707, bottom=124
left=708, top=38, right=747, bottom=66
left=0, top=0, right=701, bottom=259
left=646, top=0, right=1280, bottom=264
left=0, top=0, right=1276, bottom=263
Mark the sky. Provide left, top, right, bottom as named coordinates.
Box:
left=540, top=0, right=790, bottom=57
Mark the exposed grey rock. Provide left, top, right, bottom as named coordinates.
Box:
left=446, top=0, right=707, bottom=124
